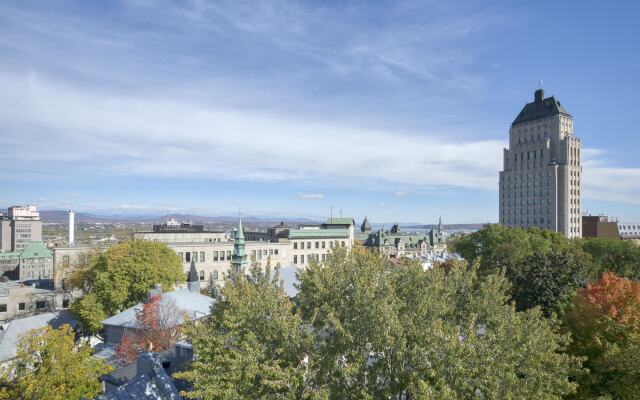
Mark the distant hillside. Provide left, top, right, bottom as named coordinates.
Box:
left=39, top=210, right=320, bottom=225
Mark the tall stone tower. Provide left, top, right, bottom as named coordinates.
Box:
left=231, top=218, right=249, bottom=272
left=499, top=88, right=582, bottom=238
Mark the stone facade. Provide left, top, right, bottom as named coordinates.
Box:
left=499, top=89, right=582, bottom=238
left=358, top=220, right=446, bottom=257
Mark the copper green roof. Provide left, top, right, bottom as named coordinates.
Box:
left=288, top=229, right=350, bottom=239
left=0, top=251, right=21, bottom=261
left=19, top=241, right=52, bottom=259
left=324, top=218, right=354, bottom=225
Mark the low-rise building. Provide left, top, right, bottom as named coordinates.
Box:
left=582, top=215, right=620, bottom=239
left=0, top=241, right=53, bottom=281
left=618, top=221, right=640, bottom=245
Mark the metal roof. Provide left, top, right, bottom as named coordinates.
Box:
left=288, top=229, right=350, bottom=239
left=0, top=310, right=77, bottom=362
left=513, top=95, right=570, bottom=125
left=324, top=218, right=354, bottom=225
left=101, top=288, right=214, bottom=328
left=18, top=241, right=52, bottom=259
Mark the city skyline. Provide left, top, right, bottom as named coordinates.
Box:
left=1, top=1, right=639, bottom=223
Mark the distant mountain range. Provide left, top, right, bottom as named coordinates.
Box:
left=38, top=210, right=320, bottom=225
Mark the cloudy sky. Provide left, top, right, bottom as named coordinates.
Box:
left=1, top=0, right=639, bottom=223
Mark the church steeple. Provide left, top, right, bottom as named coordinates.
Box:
left=231, top=218, right=249, bottom=272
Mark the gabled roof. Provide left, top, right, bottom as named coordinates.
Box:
left=20, top=241, right=52, bottom=259
left=513, top=96, right=570, bottom=125
left=102, top=288, right=214, bottom=328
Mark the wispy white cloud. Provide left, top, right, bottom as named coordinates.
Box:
left=297, top=194, right=324, bottom=200
left=582, top=150, right=640, bottom=206
left=393, top=191, right=409, bottom=197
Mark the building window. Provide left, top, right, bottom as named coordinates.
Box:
left=200, top=252, right=205, bottom=262
left=213, top=270, right=219, bottom=280
left=226, top=251, right=231, bottom=260
left=62, top=299, right=69, bottom=308
left=306, top=242, right=311, bottom=249
left=322, top=241, right=326, bottom=249
left=315, top=242, right=319, bottom=249
left=293, top=255, right=298, bottom=264
left=293, top=242, right=298, bottom=250
left=199, top=270, right=205, bottom=281
left=300, top=255, right=305, bottom=264
left=342, top=241, right=346, bottom=247
left=186, top=252, right=191, bottom=262
left=18, top=302, right=26, bottom=311
left=193, top=252, right=198, bottom=262
left=62, top=255, right=70, bottom=268
left=214, top=251, right=219, bottom=261
left=0, top=304, right=6, bottom=312
left=35, top=301, right=46, bottom=310
left=274, top=249, right=278, bottom=255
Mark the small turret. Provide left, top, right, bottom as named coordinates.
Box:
left=188, top=260, right=200, bottom=293
left=361, top=216, right=371, bottom=233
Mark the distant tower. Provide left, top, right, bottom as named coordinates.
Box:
left=187, top=260, right=200, bottom=293
left=361, top=216, right=372, bottom=233
left=499, top=88, right=582, bottom=238
left=68, top=210, right=75, bottom=246
left=231, top=218, right=249, bottom=272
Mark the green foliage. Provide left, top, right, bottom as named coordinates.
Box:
left=451, top=224, right=575, bottom=275
left=175, top=261, right=316, bottom=399
left=295, top=249, right=581, bottom=399
left=578, top=238, right=640, bottom=280
left=507, top=250, right=588, bottom=316
left=70, top=292, right=106, bottom=335
left=0, top=324, right=112, bottom=399
left=71, top=240, right=185, bottom=333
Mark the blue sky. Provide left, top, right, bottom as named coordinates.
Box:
left=1, top=0, right=639, bottom=223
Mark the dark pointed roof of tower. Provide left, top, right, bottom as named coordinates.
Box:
left=361, top=216, right=371, bottom=232
left=512, top=89, right=570, bottom=125
left=188, top=260, right=198, bottom=283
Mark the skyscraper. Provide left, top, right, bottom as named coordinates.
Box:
left=499, top=88, right=582, bottom=238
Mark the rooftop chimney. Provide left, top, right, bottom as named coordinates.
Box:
left=534, top=88, right=544, bottom=103
left=68, top=210, right=75, bottom=246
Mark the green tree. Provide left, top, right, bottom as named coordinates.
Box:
left=507, top=250, right=588, bottom=316
left=0, top=324, right=112, bottom=399
left=71, top=240, right=185, bottom=333
left=176, top=262, right=316, bottom=399
left=579, top=237, right=640, bottom=280
left=451, top=224, right=575, bottom=275
left=297, top=249, right=582, bottom=399
left=70, top=292, right=106, bottom=335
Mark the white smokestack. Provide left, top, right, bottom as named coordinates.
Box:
left=68, top=210, right=75, bottom=246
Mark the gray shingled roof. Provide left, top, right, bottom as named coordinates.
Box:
left=101, top=288, right=214, bottom=328
left=513, top=96, right=570, bottom=125
left=97, top=353, right=182, bottom=400
left=0, top=310, right=77, bottom=362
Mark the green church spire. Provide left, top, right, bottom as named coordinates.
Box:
left=231, top=217, right=248, bottom=272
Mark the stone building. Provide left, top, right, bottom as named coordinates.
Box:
left=0, top=205, right=42, bottom=252
left=137, top=218, right=355, bottom=285
left=358, top=218, right=446, bottom=257
left=0, top=241, right=53, bottom=281
left=499, top=88, right=582, bottom=238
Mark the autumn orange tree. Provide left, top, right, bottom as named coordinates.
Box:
left=564, top=272, right=640, bottom=399
left=115, top=295, right=185, bottom=364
